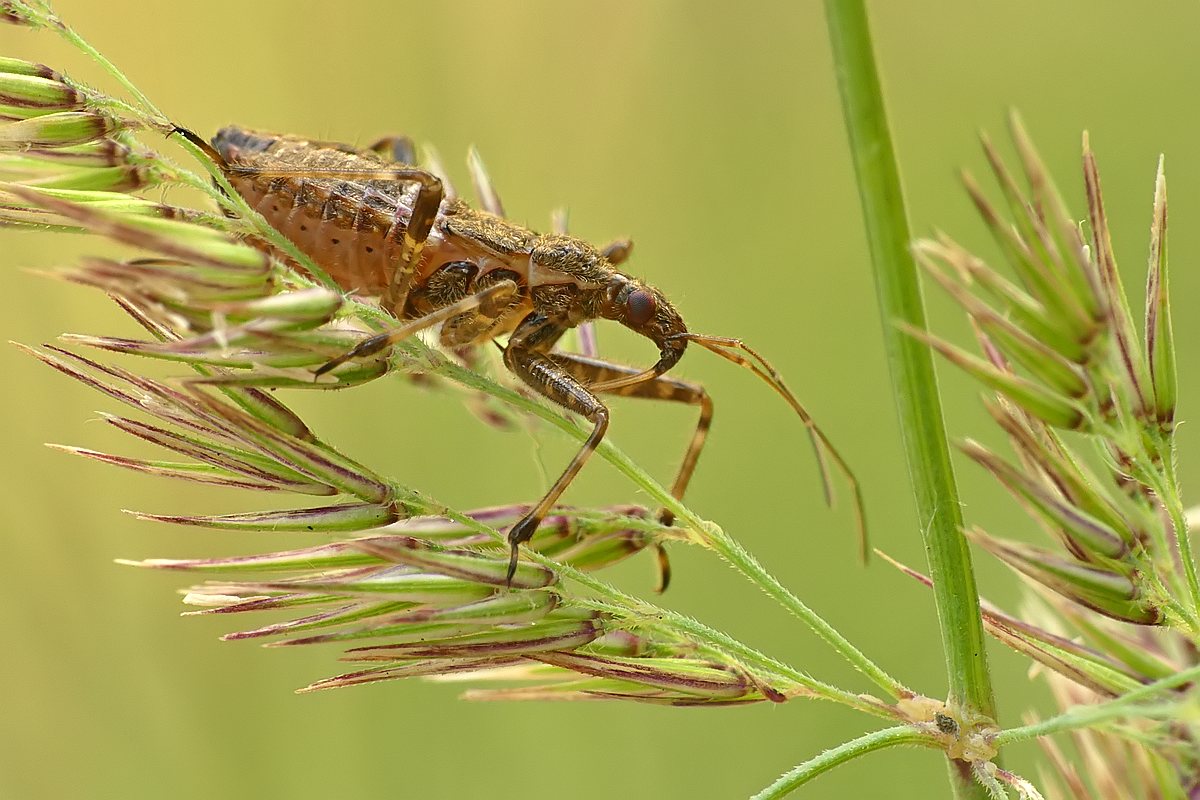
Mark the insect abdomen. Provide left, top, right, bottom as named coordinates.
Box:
left=213, top=126, right=409, bottom=298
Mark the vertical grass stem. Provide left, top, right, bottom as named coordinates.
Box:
left=824, top=2, right=998, bottom=796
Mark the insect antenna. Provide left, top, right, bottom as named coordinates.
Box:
left=670, top=332, right=868, bottom=561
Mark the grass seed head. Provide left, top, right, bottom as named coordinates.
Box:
left=0, top=110, right=116, bottom=147
left=966, top=528, right=1162, bottom=625
left=0, top=2, right=36, bottom=26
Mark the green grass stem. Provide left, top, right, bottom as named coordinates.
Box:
left=824, top=2, right=997, bottom=796
left=751, top=726, right=936, bottom=799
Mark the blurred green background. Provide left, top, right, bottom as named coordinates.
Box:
left=3, top=2, right=1199, bottom=797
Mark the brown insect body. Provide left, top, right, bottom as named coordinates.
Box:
left=213, top=128, right=684, bottom=363
left=185, top=125, right=859, bottom=588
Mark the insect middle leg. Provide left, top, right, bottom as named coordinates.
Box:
left=314, top=279, right=519, bottom=377
left=547, top=352, right=712, bottom=524
left=547, top=352, right=712, bottom=591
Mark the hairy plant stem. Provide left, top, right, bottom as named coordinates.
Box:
left=1084, top=401, right=1198, bottom=630
left=32, top=1, right=169, bottom=127
left=751, top=726, right=936, bottom=799
left=824, top=2, right=996, bottom=797
left=1158, top=450, right=1200, bottom=623
left=704, top=529, right=909, bottom=699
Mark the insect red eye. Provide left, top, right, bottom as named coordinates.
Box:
left=626, top=290, right=657, bottom=325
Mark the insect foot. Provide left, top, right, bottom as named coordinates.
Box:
left=506, top=515, right=544, bottom=586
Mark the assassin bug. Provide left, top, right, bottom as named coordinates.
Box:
left=173, top=125, right=864, bottom=587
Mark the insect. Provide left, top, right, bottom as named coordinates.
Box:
left=173, top=125, right=863, bottom=587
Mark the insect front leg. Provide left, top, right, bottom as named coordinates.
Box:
left=399, top=263, right=528, bottom=428
left=547, top=208, right=633, bottom=266
left=600, top=238, right=633, bottom=266
left=437, top=270, right=525, bottom=346
left=502, top=318, right=610, bottom=584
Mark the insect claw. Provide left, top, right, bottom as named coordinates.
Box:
left=653, top=544, right=672, bottom=593
left=505, top=515, right=541, bottom=588
left=314, top=333, right=394, bottom=378
left=313, top=351, right=355, bottom=378
left=505, top=543, right=520, bottom=588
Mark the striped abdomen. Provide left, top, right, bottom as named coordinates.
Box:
left=213, top=127, right=477, bottom=305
